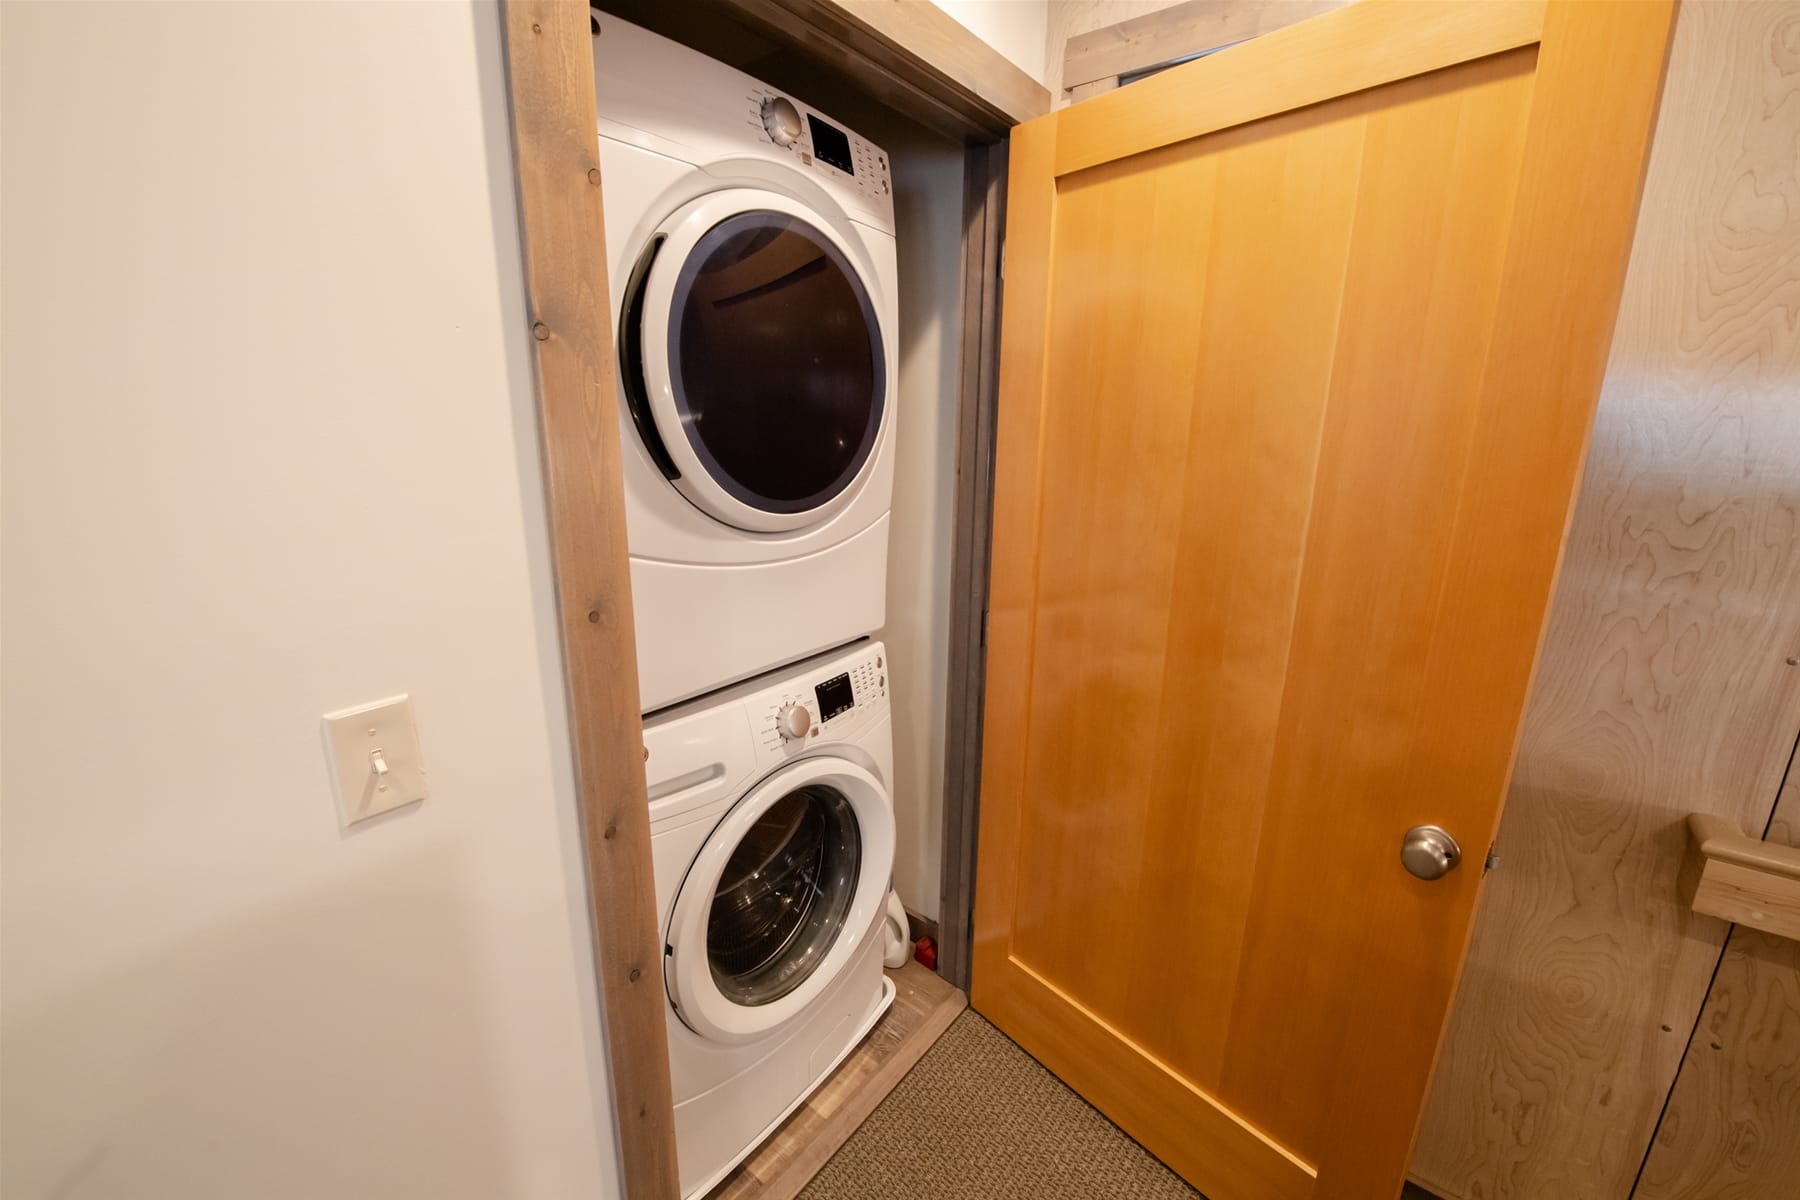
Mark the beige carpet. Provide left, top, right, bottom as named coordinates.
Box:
left=797, top=1010, right=1205, bottom=1199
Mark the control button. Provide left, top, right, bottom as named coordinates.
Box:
left=777, top=702, right=814, bottom=742
left=761, top=96, right=802, bottom=147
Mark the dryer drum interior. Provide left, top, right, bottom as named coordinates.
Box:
left=706, top=783, right=864, bottom=1006
left=666, top=210, right=886, bottom=516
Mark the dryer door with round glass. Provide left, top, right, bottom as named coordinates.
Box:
left=624, top=188, right=888, bottom=534
left=665, top=755, right=894, bottom=1043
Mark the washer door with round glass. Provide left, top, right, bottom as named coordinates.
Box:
left=665, top=756, right=895, bottom=1043
left=623, top=187, right=889, bottom=534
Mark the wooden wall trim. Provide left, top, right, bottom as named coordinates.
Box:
left=832, top=1, right=1048, bottom=124
left=938, top=137, right=1007, bottom=992
left=1062, top=0, right=1353, bottom=93
left=669, top=0, right=1048, bottom=141
left=499, top=4, right=680, bottom=1197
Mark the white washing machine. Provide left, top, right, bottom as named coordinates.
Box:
left=594, top=15, right=899, bottom=712
left=644, top=640, right=896, bottom=1197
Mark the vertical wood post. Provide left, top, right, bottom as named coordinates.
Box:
left=499, top=3, right=680, bottom=1196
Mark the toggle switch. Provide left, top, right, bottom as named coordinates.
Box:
left=322, top=695, right=427, bottom=827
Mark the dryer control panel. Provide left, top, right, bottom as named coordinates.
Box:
left=592, top=13, right=896, bottom=234
left=747, top=90, right=893, bottom=208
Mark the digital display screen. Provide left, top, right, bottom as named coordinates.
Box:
left=814, top=673, right=854, bottom=722
left=807, top=115, right=854, bottom=176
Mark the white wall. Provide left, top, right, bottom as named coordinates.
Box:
left=930, top=0, right=1052, bottom=86
left=877, top=129, right=965, bottom=924
left=0, top=4, right=620, bottom=1198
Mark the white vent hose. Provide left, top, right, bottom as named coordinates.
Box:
left=881, top=887, right=910, bottom=969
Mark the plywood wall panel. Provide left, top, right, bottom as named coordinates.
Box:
left=1635, top=775, right=1800, bottom=1200
left=1411, top=4, right=1800, bottom=1197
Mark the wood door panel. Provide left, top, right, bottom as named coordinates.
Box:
left=974, top=4, right=1675, bottom=1199
left=1003, top=39, right=1540, bottom=1154
left=1011, top=99, right=1368, bottom=1052
left=1220, top=50, right=1539, bottom=1151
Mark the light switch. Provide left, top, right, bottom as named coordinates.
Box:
left=322, top=694, right=427, bottom=826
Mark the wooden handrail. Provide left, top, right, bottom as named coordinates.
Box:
left=1679, top=813, right=1800, bottom=941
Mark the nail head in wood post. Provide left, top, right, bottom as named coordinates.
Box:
left=588, top=168, right=601, bottom=185
left=630, top=968, right=642, bottom=983
left=532, top=321, right=550, bottom=341
left=604, top=823, right=618, bottom=840
left=588, top=609, right=601, bottom=623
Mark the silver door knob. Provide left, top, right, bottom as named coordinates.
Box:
left=1401, top=825, right=1462, bottom=881
left=776, top=703, right=813, bottom=742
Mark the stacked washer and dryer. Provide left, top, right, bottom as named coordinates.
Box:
left=595, top=15, right=903, bottom=1197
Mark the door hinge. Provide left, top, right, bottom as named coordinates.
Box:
left=1484, top=842, right=1501, bottom=873
left=980, top=606, right=989, bottom=648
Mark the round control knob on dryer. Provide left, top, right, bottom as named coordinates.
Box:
left=761, top=96, right=802, bottom=147
left=776, top=702, right=813, bottom=742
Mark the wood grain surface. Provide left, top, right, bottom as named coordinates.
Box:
left=1681, top=813, right=1800, bottom=943
left=1635, top=774, right=1800, bottom=1199
left=1410, top=4, right=1800, bottom=1197
left=832, top=0, right=1049, bottom=122
left=499, top=4, right=680, bottom=1197
left=1044, top=1, right=1190, bottom=98
left=596, top=0, right=1043, bottom=141
left=708, top=963, right=967, bottom=1200
left=972, top=4, right=1674, bottom=1198
left=1052, top=0, right=1544, bottom=174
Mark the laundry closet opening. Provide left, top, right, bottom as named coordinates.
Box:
left=572, top=4, right=1010, bottom=1196
left=593, top=0, right=972, bottom=965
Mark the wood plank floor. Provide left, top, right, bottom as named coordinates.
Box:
left=708, top=961, right=968, bottom=1200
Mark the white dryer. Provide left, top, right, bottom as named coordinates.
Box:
left=594, top=16, right=899, bottom=711
left=643, top=641, right=896, bottom=1197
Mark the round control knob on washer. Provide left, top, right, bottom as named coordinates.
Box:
left=776, top=702, right=813, bottom=742
left=761, top=96, right=802, bottom=147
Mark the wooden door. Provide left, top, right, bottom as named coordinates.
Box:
left=971, top=4, right=1675, bottom=1199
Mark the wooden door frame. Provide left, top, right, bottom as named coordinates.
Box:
left=500, top=2, right=1019, bottom=1193
left=500, top=5, right=680, bottom=1195
left=937, top=138, right=1008, bottom=990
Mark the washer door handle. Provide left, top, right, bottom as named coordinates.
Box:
left=1401, top=825, right=1463, bottom=881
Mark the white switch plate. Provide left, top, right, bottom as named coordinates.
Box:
left=322, top=694, right=427, bottom=826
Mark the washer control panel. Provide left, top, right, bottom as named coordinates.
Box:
left=755, top=643, right=887, bottom=755
left=746, top=87, right=892, bottom=204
